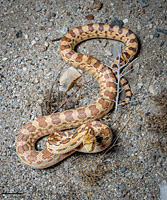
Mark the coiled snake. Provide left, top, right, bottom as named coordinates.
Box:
left=16, top=23, right=138, bottom=169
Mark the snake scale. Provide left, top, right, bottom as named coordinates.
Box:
left=16, top=23, right=138, bottom=169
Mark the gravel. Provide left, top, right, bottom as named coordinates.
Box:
left=0, top=0, right=166, bottom=199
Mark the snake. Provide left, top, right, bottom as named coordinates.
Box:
left=16, top=23, right=138, bottom=169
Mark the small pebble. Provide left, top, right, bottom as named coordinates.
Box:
left=17, top=59, right=22, bottom=63
left=119, top=183, right=126, bottom=192
left=2, top=57, right=8, bottom=61
left=16, top=30, right=23, bottom=38
left=102, top=19, right=108, bottom=23
left=149, top=24, right=153, bottom=29
left=36, top=6, right=42, bottom=12
left=51, top=13, right=56, bottom=17
left=45, top=15, right=51, bottom=21
left=31, top=40, right=37, bottom=46
left=137, top=24, right=142, bottom=30
left=120, top=166, right=127, bottom=173
left=92, top=1, right=103, bottom=10
left=24, top=34, right=28, bottom=39
left=34, top=78, right=40, bottom=83
left=141, top=0, right=149, bottom=8
left=72, top=7, right=78, bottom=12
left=60, top=27, right=69, bottom=34
left=112, top=20, right=123, bottom=26
left=35, top=36, right=39, bottom=41
left=150, top=35, right=153, bottom=39
left=154, top=32, right=160, bottom=38
left=123, top=19, right=128, bottom=23
left=149, top=85, right=158, bottom=96
left=160, top=41, right=165, bottom=47
left=85, top=14, right=94, bottom=20
left=105, top=50, right=112, bottom=56
left=23, top=67, right=27, bottom=72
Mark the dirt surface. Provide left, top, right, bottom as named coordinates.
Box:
left=0, top=0, right=167, bottom=199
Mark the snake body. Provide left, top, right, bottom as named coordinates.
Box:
left=16, top=24, right=138, bottom=169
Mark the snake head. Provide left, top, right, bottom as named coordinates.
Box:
left=82, top=127, right=96, bottom=152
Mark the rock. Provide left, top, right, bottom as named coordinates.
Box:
left=59, top=67, right=81, bottom=92
left=92, top=1, right=103, bottom=10
left=85, top=14, right=94, bottom=20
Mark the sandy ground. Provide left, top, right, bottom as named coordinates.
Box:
left=0, top=0, right=167, bottom=199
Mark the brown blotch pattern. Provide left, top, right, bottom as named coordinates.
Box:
left=62, top=36, right=71, bottom=42
left=36, top=117, right=47, bottom=128
left=24, top=122, right=36, bottom=132
left=69, top=30, right=76, bottom=38
left=22, top=134, right=29, bottom=141
left=94, top=61, right=101, bottom=68
left=104, top=90, right=115, bottom=98
left=27, top=154, right=37, bottom=162
left=99, top=23, right=104, bottom=32
left=17, top=132, right=23, bottom=142
left=22, top=144, right=29, bottom=151
left=109, top=25, right=114, bottom=33
left=106, top=81, right=115, bottom=88
left=123, top=52, right=130, bottom=59
left=77, top=108, right=87, bottom=119
left=17, top=146, right=24, bottom=154
left=88, top=24, right=94, bottom=32
left=89, top=105, right=99, bottom=116
left=126, top=30, right=133, bottom=37
left=128, top=47, right=137, bottom=52
left=65, top=50, right=75, bottom=59
left=118, top=27, right=123, bottom=34
left=86, top=56, right=94, bottom=65
left=64, top=110, right=74, bottom=122
left=77, top=26, right=84, bottom=34
left=98, top=99, right=109, bottom=109
left=76, top=53, right=83, bottom=63
left=51, top=113, right=61, bottom=125
left=60, top=45, right=70, bottom=51
left=130, top=38, right=138, bottom=43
